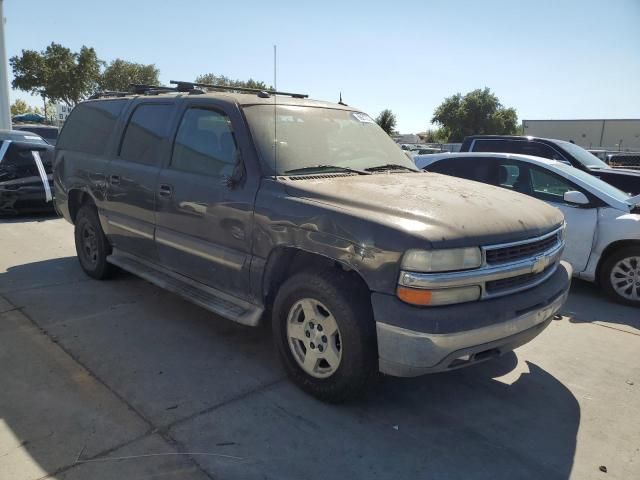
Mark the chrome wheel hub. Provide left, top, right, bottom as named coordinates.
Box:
left=286, top=298, right=342, bottom=378
left=610, top=256, right=640, bottom=301
left=81, top=224, right=98, bottom=265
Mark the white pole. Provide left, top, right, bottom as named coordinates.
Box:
left=0, top=0, right=11, bottom=130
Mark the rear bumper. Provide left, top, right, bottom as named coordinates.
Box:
left=374, top=261, right=572, bottom=377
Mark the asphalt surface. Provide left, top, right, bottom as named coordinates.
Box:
left=1, top=214, right=638, bottom=480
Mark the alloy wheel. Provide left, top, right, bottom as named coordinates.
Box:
left=287, top=298, right=342, bottom=378
left=610, top=256, right=640, bottom=301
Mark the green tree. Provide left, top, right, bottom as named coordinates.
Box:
left=195, top=73, right=270, bottom=91
left=375, top=109, right=397, bottom=135
left=431, top=88, right=518, bottom=142
left=99, top=59, right=160, bottom=92
left=10, top=42, right=102, bottom=115
left=10, top=99, right=34, bottom=116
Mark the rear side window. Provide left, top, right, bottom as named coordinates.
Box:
left=170, top=108, right=238, bottom=176
left=119, top=104, right=173, bottom=166
left=57, top=100, right=127, bottom=155
left=429, top=157, right=498, bottom=183
left=474, top=139, right=565, bottom=161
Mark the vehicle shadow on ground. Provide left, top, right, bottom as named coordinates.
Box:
left=0, top=211, right=60, bottom=224
left=0, top=257, right=580, bottom=480
left=562, top=278, right=640, bottom=331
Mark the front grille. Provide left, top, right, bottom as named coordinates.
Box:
left=287, top=173, right=356, bottom=181
left=485, top=266, right=552, bottom=294
left=485, top=233, right=559, bottom=265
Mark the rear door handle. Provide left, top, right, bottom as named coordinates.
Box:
left=109, top=174, right=120, bottom=185
left=158, top=184, right=173, bottom=197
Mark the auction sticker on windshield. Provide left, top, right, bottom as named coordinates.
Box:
left=352, top=112, right=375, bottom=123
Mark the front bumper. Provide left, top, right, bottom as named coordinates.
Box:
left=375, top=260, right=572, bottom=377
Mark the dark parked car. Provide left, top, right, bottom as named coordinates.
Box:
left=54, top=83, right=571, bottom=401
left=12, top=124, right=59, bottom=146
left=0, top=130, right=55, bottom=215
left=607, top=153, right=640, bottom=171
left=461, top=135, right=640, bottom=195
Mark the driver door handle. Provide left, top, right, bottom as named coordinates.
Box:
left=158, top=183, right=173, bottom=198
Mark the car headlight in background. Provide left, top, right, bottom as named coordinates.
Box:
left=401, top=247, right=482, bottom=273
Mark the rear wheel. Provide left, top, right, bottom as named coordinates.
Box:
left=600, top=246, right=640, bottom=307
left=272, top=269, right=377, bottom=402
left=74, top=204, right=114, bottom=280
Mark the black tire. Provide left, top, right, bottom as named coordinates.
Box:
left=272, top=269, right=377, bottom=402
left=74, top=204, right=114, bottom=280
left=599, top=245, right=640, bottom=307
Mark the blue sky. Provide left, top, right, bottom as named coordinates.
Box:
left=4, top=0, right=640, bottom=132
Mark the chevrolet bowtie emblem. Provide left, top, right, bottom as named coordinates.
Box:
left=532, top=255, right=548, bottom=274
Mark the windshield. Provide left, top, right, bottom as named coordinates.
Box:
left=243, top=105, right=418, bottom=175
left=556, top=140, right=609, bottom=169
left=555, top=163, right=631, bottom=203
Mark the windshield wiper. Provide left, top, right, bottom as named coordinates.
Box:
left=364, top=164, right=418, bottom=172
left=284, top=165, right=371, bottom=175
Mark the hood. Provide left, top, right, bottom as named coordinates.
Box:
left=591, top=166, right=640, bottom=177
left=283, top=172, right=564, bottom=247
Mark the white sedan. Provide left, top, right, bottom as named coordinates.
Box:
left=415, top=152, right=640, bottom=306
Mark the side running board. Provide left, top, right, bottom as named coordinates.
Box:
left=107, top=250, right=263, bottom=327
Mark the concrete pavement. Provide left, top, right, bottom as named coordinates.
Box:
left=1, top=215, right=638, bottom=479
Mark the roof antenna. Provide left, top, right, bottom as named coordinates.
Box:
left=273, top=44, right=278, bottom=177
left=338, top=92, right=347, bottom=106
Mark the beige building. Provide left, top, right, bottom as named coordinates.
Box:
left=522, top=119, right=640, bottom=151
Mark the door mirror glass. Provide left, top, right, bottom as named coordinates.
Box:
left=563, top=190, right=589, bottom=206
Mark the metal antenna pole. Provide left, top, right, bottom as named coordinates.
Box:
left=0, top=0, right=11, bottom=130
left=273, top=45, right=277, bottom=176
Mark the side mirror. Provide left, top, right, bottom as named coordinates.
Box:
left=223, top=151, right=245, bottom=189
left=563, top=190, right=589, bottom=206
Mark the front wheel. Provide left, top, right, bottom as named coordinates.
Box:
left=600, top=246, right=640, bottom=307
left=74, top=204, right=114, bottom=280
left=272, top=269, right=377, bottom=402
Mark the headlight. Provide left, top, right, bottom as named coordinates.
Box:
left=401, top=247, right=482, bottom=273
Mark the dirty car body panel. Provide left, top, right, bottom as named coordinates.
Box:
left=54, top=92, right=571, bottom=382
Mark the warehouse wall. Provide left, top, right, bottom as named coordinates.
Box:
left=522, top=119, right=640, bottom=151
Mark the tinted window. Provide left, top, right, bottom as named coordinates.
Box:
left=120, top=104, right=173, bottom=166
left=428, top=157, right=499, bottom=183
left=14, top=126, right=58, bottom=142
left=57, top=100, right=127, bottom=155
left=496, top=163, right=521, bottom=188
left=171, top=108, right=238, bottom=176
left=474, top=139, right=566, bottom=161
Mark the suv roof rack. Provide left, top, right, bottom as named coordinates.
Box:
left=88, top=81, right=309, bottom=101
left=88, top=90, right=130, bottom=99
left=129, top=83, right=182, bottom=95
left=169, top=80, right=309, bottom=99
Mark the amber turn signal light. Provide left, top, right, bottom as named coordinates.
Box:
left=397, top=286, right=433, bottom=306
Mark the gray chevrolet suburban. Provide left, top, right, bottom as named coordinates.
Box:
left=54, top=82, right=571, bottom=402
